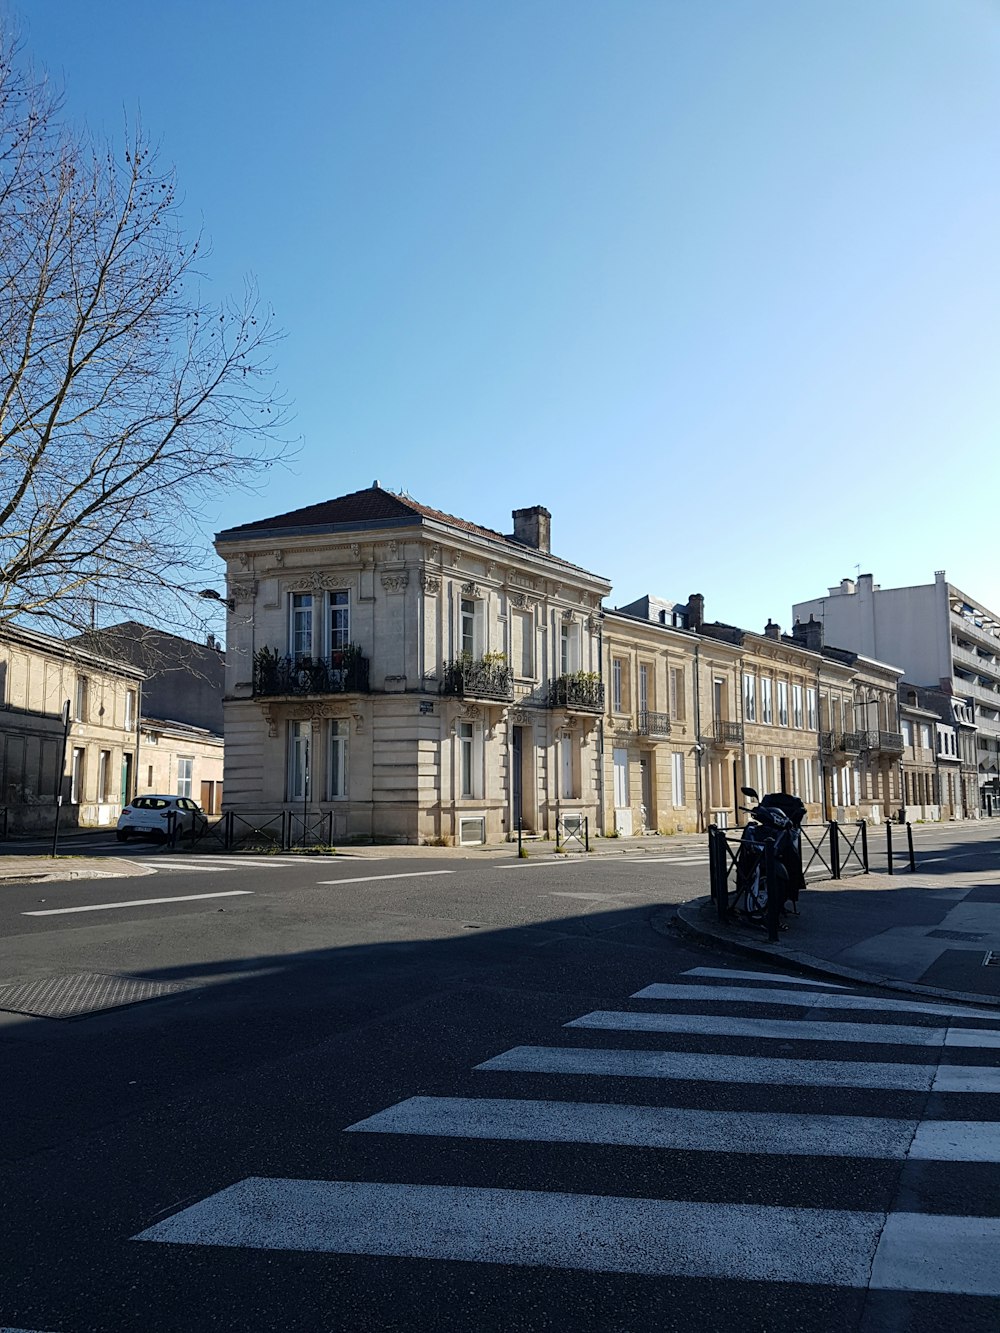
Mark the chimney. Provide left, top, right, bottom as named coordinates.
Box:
left=686, top=593, right=704, bottom=631
left=792, top=614, right=824, bottom=652
left=764, top=619, right=781, bottom=640
left=511, top=505, right=551, bottom=553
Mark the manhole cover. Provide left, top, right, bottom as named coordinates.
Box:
left=0, top=972, right=188, bottom=1019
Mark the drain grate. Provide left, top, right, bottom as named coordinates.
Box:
left=983, top=952, right=1000, bottom=968
left=0, top=972, right=188, bottom=1019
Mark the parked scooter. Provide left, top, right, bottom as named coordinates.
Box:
left=734, top=787, right=807, bottom=923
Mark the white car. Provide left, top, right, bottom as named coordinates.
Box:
left=117, top=795, right=205, bottom=842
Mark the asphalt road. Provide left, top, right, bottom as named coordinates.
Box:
left=2, top=837, right=999, bottom=1331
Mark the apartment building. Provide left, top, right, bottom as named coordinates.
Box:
left=0, top=623, right=143, bottom=832
left=793, top=571, right=995, bottom=815
left=214, top=485, right=610, bottom=845
left=601, top=597, right=903, bottom=834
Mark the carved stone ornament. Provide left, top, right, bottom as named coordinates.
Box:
left=429, top=544, right=441, bottom=562
left=350, top=543, right=362, bottom=561
left=586, top=614, right=600, bottom=634
left=420, top=571, right=441, bottom=594
left=353, top=712, right=364, bottom=733
left=510, top=708, right=532, bottom=725
left=508, top=591, right=535, bottom=610
left=487, top=561, right=497, bottom=579
left=386, top=540, right=399, bottom=560
left=272, top=549, right=284, bottom=566
left=461, top=581, right=481, bottom=599
left=461, top=704, right=482, bottom=721
left=562, top=609, right=576, bottom=623
left=287, top=571, right=345, bottom=594
left=230, top=579, right=258, bottom=603
left=260, top=702, right=279, bottom=738
left=381, top=570, right=409, bottom=593
left=237, top=552, right=251, bottom=569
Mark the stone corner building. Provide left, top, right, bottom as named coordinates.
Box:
left=214, top=484, right=610, bottom=845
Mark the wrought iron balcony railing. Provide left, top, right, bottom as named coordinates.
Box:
left=874, top=729, right=904, bottom=755
left=636, top=710, right=672, bottom=737
left=840, top=731, right=866, bottom=753
left=253, top=648, right=370, bottom=697
left=441, top=657, right=514, bottom=703
left=708, top=719, right=743, bottom=746
left=549, top=674, right=605, bottom=713
left=820, top=730, right=835, bottom=754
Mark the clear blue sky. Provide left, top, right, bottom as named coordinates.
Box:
left=17, top=0, right=1000, bottom=631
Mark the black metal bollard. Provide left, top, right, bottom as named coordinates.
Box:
left=886, top=820, right=894, bottom=875
left=764, top=836, right=780, bottom=943
left=830, top=821, right=841, bottom=880
left=859, top=819, right=869, bottom=873
left=584, top=817, right=590, bottom=853
left=906, top=821, right=916, bottom=872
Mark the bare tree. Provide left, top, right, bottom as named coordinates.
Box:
left=0, top=25, right=289, bottom=635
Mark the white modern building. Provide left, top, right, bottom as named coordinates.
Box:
left=793, top=571, right=996, bottom=815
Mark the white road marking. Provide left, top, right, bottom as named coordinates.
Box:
left=870, top=1213, right=1000, bottom=1295
left=150, top=862, right=231, bottom=873
left=23, top=890, right=253, bottom=916
left=134, top=1177, right=1000, bottom=1293
left=634, top=983, right=1000, bottom=1021
left=637, top=856, right=710, bottom=864
left=497, top=860, right=582, bottom=870
left=908, top=1120, right=1000, bottom=1161
left=566, top=1011, right=1000, bottom=1049
left=345, top=1095, right=934, bottom=1159
left=548, top=892, right=633, bottom=902
left=315, top=871, right=455, bottom=886
left=682, top=967, right=849, bottom=988
left=475, top=1045, right=1000, bottom=1092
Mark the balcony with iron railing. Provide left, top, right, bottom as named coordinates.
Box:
left=441, top=655, right=514, bottom=703
left=636, top=710, right=672, bottom=738
left=549, top=673, right=605, bottom=713
left=253, top=646, right=370, bottom=698
left=706, top=719, right=743, bottom=747
left=863, top=729, right=904, bottom=755
left=840, top=731, right=866, bottom=754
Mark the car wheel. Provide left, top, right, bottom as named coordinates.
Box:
left=117, top=829, right=129, bottom=842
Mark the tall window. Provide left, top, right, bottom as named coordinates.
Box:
left=806, top=687, right=817, bottom=731
left=329, top=719, right=348, bottom=798
left=559, top=734, right=577, bottom=799
left=670, top=667, right=685, bottom=721
left=459, top=721, right=476, bottom=797
left=74, top=675, right=88, bottom=723
left=613, top=748, right=629, bottom=807
left=560, top=620, right=580, bottom=674
left=638, top=664, right=649, bottom=716
left=291, top=594, right=313, bottom=661
left=125, top=689, right=136, bottom=731
left=177, top=756, right=194, bottom=798
left=760, top=677, right=773, bottom=725
left=713, top=678, right=725, bottom=720
left=97, top=750, right=111, bottom=802
left=513, top=610, right=534, bottom=678
left=288, top=721, right=310, bottom=800
left=461, top=598, right=477, bottom=658
left=329, top=591, right=350, bottom=650
left=743, top=673, right=757, bottom=723
left=613, top=658, right=624, bottom=712
left=792, top=684, right=804, bottom=729
left=71, top=747, right=85, bottom=803
left=777, top=680, right=789, bottom=727
left=672, top=751, right=685, bottom=807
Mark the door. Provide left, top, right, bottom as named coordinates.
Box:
left=201, top=780, right=215, bottom=814
left=639, top=754, right=652, bottom=828
left=121, top=752, right=134, bottom=805
left=512, top=727, right=522, bottom=830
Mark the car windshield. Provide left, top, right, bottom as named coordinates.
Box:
left=133, top=797, right=171, bottom=810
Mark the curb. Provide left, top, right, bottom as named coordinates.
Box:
left=661, top=896, right=1000, bottom=1011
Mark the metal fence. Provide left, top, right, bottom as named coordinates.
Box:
left=166, top=809, right=336, bottom=852
left=555, top=816, right=590, bottom=853
left=707, top=818, right=917, bottom=942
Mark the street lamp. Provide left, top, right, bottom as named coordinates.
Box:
left=198, top=588, right=235, bottom=611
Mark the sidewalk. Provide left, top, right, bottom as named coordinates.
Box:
left=673, top=860, right=1000, bottom=1006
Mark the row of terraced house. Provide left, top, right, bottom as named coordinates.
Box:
left=213, top=484, right=992, bottom=846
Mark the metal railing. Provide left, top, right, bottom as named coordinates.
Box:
left=708, top=720, right=743, bottom=746
left=441, top=657, right=514, bottom=702
left=636, top=710, right=671, bottom=737
left=166, top=809, right=336, bottom=852
left=549, top=675, right=605, bottom=713
left=555, top=816, right=590, bottom=852
left=253, top=649, right=370, bottom=697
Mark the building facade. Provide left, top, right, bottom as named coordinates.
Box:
left=0, top=624, right=143, bottom=832
left=215, top=486, right=610, bottom=845
left=793, top=571, right=994, bottom=816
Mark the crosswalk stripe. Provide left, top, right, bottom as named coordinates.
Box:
left=634, top=983, right=1000, bottom=1021
left=682, top=967, right=849, bottom=988
left=566, top=1011, right=1000, bottom=1049
left=23, top=890, right=253, bottom=916
left=347, top=1095, right=963, bottom=1159
left=152, top=862, right=230, bottom=873
left=133, top=1177, right=1000, bottom=1293
left=633, top=856, right=710, bottom=864
left=474, top=1045, right=1000, bottom=1092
